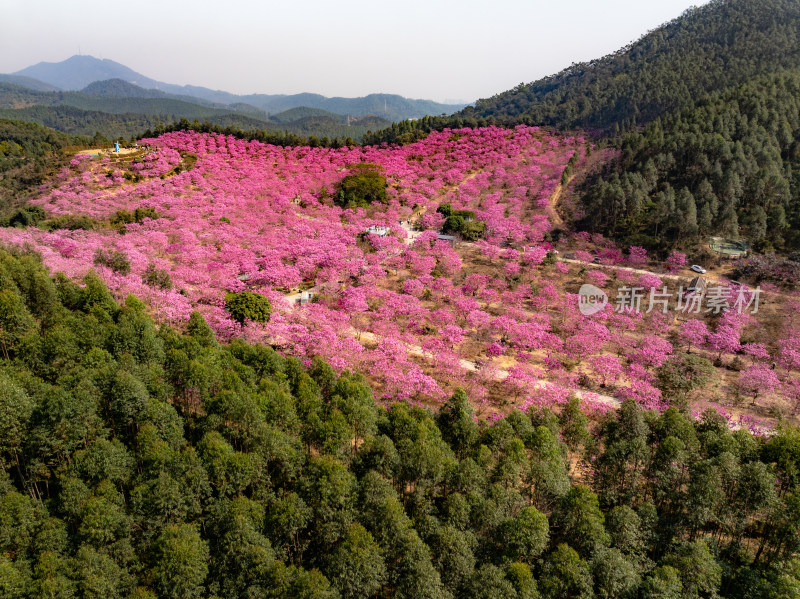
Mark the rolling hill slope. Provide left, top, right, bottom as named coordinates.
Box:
left=79, top=79, right=268, bottom=117
left=0, top=105, right=261, bottom=139
left=0, top=78, right=396, bottom=141
left=0, top=118, right=76, bottom=213
left=0, top=74, right=60, bottom=92
left=0, top=103, right=390, bottom=143
left=0, top=82, right=265, bottom=122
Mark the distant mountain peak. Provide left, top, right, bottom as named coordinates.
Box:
left=13, top=55, right=164, bottom=92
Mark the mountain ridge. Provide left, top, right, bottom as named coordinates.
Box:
left=459, top=0, right=800, bottom=131
left=12, top=55, right=466, bottom=120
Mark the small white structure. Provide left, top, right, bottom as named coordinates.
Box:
left=365, top=225, right=391, bottom=237
left=437, top=234, right=456, bottom=243
left=297, top=290, right=315, bottom=305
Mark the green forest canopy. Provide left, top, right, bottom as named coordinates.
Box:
left=461, top=0, right=800, bottom=132
left=0, top=248, right=799, bottom=597
left=0, top=82, right=394, bottom=142
left=366, top=0, right=800, bottom=146
left=579, top=68, right=800, bottom=252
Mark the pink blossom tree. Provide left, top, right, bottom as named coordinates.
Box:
left=741, top=342, right=770, bottom=362
left=738, top=364, right=780, bottom=406
left=707, top=325, right=741, bottom=361
left=586, top=270, right=609, bottom=288
left=628, top=246, right=647, bottom=266
left=638, top=273, right=663, bottom=291
left=665, top=250, right=688, bottom=272
left=678, top=319, right=709, bottom=353
left=631, top=334, right=673, bottom=368
left=522, top=245, right=548, bottom=265
left=588, top=354, right=623, bottom=387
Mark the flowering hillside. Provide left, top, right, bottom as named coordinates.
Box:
left=2, top=127, right=798, bottom=427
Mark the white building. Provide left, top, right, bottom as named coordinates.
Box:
left=365, top=225, right=391, bottom=237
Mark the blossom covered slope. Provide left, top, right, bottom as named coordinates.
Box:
left=3, top=127, right=798, bottom=427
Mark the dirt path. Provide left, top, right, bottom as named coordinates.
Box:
left=547, top=179, right=569, bottom=227
left=558, top=258, right=689, bottom=281
left=558, top=258, right=741, bottom=288
left=400, top=221, right=423, bottom=245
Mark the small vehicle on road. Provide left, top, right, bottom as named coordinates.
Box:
left=690, top=265, right=707, bottom=274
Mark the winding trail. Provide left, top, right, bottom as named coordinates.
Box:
left=558, top=258, right=689, bottom=281
left=547, top=179, right=568, bottom=228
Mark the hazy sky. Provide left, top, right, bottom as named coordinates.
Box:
left=1, top=0, right=709, bottom=103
